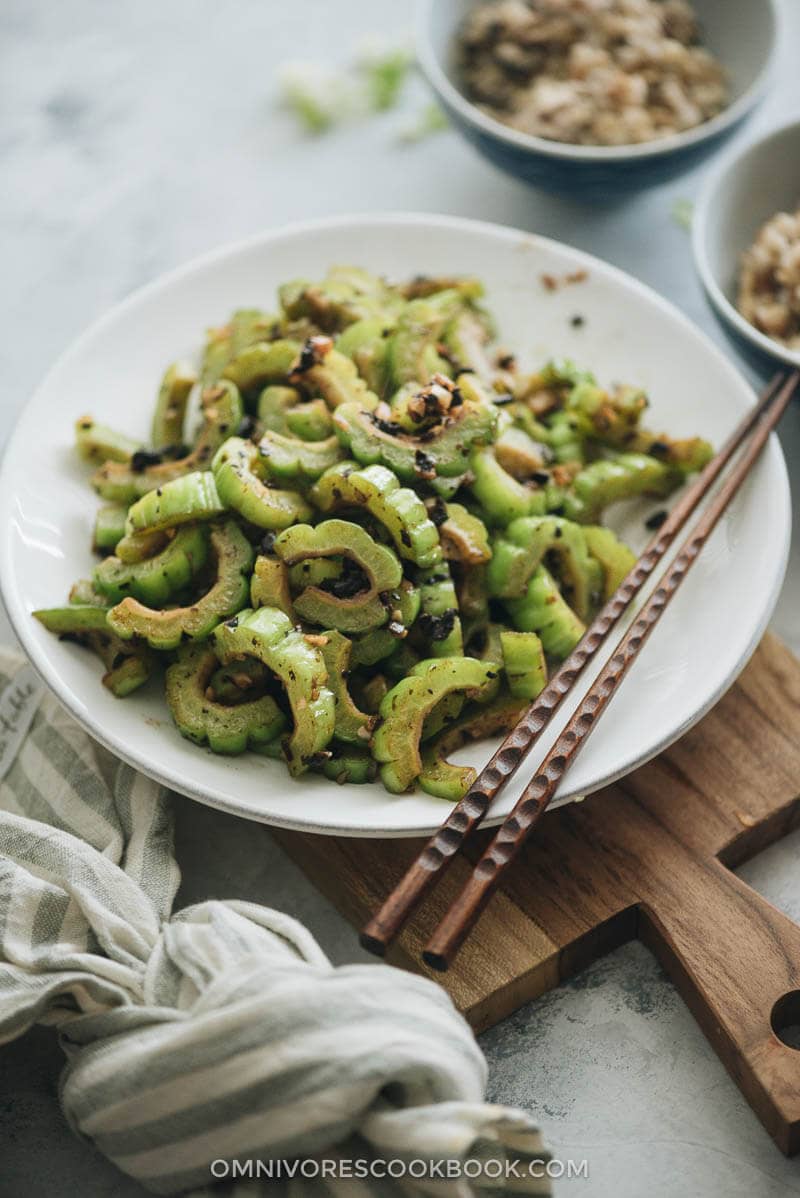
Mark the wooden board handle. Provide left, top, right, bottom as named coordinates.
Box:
left=640, top=857, right=800, bottom=1154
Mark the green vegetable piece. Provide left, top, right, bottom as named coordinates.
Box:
left=333, top=312, right=390, bottom=345
left=251, top=737, right=285, bottom=760
left=34, top=605, right=111, bottom=635
left=566, top=378, right=645, bottom=446
left=335, top=317, right=392, bottom=394
left=288, top=558, right=342, bottom=589
left=250, top=555, right=296, bottom=619
left=317, top=747, right=378, bottom=785
left=257, top=385, right=303, bottom=433
left=93, top=525, right=209, bottom=606
left=93, top=381, right=244, bottom=502
left=222, top=340, right=300, bottom=396
left=75, top=418, right=141, bottom=465
left=537, top=358, right=595, bottom=391
left=346, top=576, right=420, bottom=666
left=334, top=395, right=496, bottom=482
left=166, top=643, right=284, bottom=755
left=388, top=381, right=438, bottom=432
left=388, top=578, right=422, bottom=628
left=274, top=518, right=402, bottom=632
left=311, top=461, right=441, bottom=568
left=544, top=410, right=587, bottom=466
left=439, top=503, right=491, bottom=565
left=349, top=629, right=396, bottom=666
left=488, top=516, right=601, bottom=621
left=399, top=276, right=484, bottom=303
left=485, top=540, right=527, bottom=596
left=417, top=564, right=463, bottom=657
left=457, top=564, right=490, bottom=646
left=320, top=630, right=376, bottom=744
left=125, top=472, right=224, bottom=535
left=291, top=344, right=380, bottom=411
left=279, top=267, right=399, bottom=332
left=187, top=380, right=244, bottom=457
left=625, top=430, right=713, bottom=474
left=388, top=373, right=495, bottom=434
left=443, top=308, right=495, bottom=380
left=419, top=751, right=473, bottom=800
left=114, top=529, right=169, bottom=563
left=385, top=293, right=461, bottom=388
left=584, top=526, right=637, bottom=600
left=229, top=309, right=279, bottom=359
left=500, top=631, right=547, bottom=700
left=201, top=323, right=234, bottom=387
left=428, top=473, right=468, bottom=501
left=353, top=673, right=389, bottom=714
left=200, top=310, right=280, bottom=388
left=151, top=361, right=197, bottom=446
left=419, top=692, right=527, bottom=800
left=421, top=689, right=466, bottom=741
left=509, top=403, right=551, bottom=445
left=372, top=657, right=500, bottom=793
left=88, top=633, right=156, bottom=698
left=285, top=399, right=333, bottom=441
left=494, top=426, right=548, bottom=480
left=469, top=446, right=546, bottom=526
left=93, top=504, right=128, bottom=553
left=69, top=579, right=109, bottom=607
left=214, top=607, right=335, bottom=776
left=107, top=522, right=253, bottom=650
left=506, top=565, right=585, bottom=660
left=257, top=430, right=342, bottom=482
left=212, top=437, right=312, bottom=530
left=35, top=606, right=155, bottom=698
left=208, top=657, right=271, bottom=705
left=472, top=621, right=505, bottom=665
left=564, top=453, right=681, bottom=523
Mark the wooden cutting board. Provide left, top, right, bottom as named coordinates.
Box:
left=273, top=633, right=800, bottom=1156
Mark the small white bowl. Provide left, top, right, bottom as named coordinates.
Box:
left=417, top=0, right=779, bottom=194
left=694, top=117, right=800, bottom=370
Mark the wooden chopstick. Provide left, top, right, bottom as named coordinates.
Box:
left=360, top=371, right=791, bottom=959
left=422, top=370, right=799, bottom=970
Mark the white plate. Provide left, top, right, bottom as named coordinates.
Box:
left=0, top=214, right=790, bottom=837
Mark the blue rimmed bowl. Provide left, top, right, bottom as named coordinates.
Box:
left=416, top=0, right=779, bottom=196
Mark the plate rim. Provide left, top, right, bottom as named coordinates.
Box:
left=0, top=211, right=791, bottom=837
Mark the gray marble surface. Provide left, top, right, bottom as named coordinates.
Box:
left=1, top=2, right=800, bottom=1195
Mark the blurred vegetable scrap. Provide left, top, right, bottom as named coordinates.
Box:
left=358, top=35, right=413, bottom=111
left=671, top=198, right=694, bottom=232
left=278, top=61, right=355, bottom=134
left=279, top=34, right=448, bottom=143
left=399, top=102, right=450, bottom=144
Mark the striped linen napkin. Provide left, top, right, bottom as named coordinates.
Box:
left=0, top=649, right=550, bottom=1196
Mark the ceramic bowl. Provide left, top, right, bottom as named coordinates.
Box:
left=416, top=0, right=778, bottom=195
left=693, top=117, right=800, bottom=371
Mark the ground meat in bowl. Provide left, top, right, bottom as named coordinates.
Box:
left=458, top=0, right=729, bottom=147
left=738, top=208, right=800, bottom=350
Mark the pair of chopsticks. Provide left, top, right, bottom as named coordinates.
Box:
left=361, top=370, right=799, bottom=971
